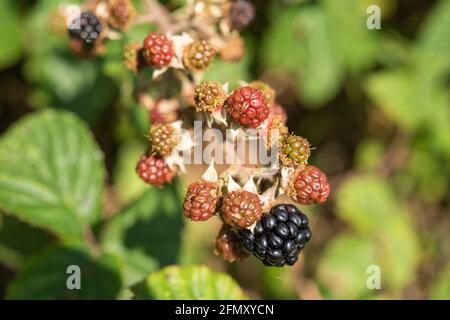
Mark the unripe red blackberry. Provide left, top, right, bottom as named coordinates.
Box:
left=142, top=32, right=174, bottom=67
left=289, top=165, right=330, bottom=205
left=68, top=11, right=103, bottom=45
left=249, top=81, right=276, bottom=105
left=215, top=224, right=249, bottom=262
left=229, top=0, right=255, bottom=30
left=219, top=35, right=245, bottom=62
left=280, top=134, right=311, bottom=167
left=136, top=154, right=174, bottom=187
left=194, top=81, right=227, bottom=112
left=183, top=40, right=216, bottom=71
left=149, top=123, right=179, bottom=157
left=107, top=0, right=135, bottom=30
left=239, top=203, right=312, bottom=267
left=183, top=180, right=219, bottom=221
left=221, top=190, right=262, bottom=228
left=225, top=86, right=270, bottom=128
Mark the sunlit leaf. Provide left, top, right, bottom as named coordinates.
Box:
left=132, top=265, right=247, bottom=300
left=0, top=110, right=105, bottom=241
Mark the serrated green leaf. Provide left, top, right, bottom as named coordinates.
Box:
left=132, top=265, right=247, bottom=300
left=101, top=183, right=184, bottom=286
left=317, top=234, right=377, bottom=299
left=0, top=110, right=105, bottom=241
left=0, top=213, right=54, bottom=270
left=0, top=1, right=23, bottom=69
left=428, top=266, right=450, bottom=299
left=6, top=245, right=122, bottom=299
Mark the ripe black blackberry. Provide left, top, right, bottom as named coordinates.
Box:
left=68, top=11, right=103, bottom=45
left=238, top=204, right=312, bottom=267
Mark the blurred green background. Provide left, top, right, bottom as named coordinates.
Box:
left=0, top=0, right=449, bottom=299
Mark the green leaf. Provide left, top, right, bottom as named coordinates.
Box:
left=0, top=213, right=54, bottom=270
left=365, top=57, right=449, bottom=135
left=365, top=69, right=423, bottom=131
left=124, top=23, right=156, bottom=43
left=377, top=214, right=420, bottom=290
left=261, top=267, right=297, bottom=299
left=0, top=1, right=23, bottom=69
left=428, top=266, right=450, bottom=299
left=336, top=174, right=420, bottom=290
left=204, top=55, right=251, bottom=88
left=132, top=265, right=247, bottom=300
left=321, top=0, right=379, bottom=73
left=6, top=245, right=122, bottom=299
left=354, top=139, right=385, bottom=170
left=0, top=110, right=105, bottom=241
left=416, top=0, right=450, bottom=74
left=317, top=234, right=377, bottom=299
left=336, top=174, right=396, bottom=235
left=262, top=7, right=344, bottom=107
left=101, top=183, right=184, bottom=286
left=25, top=49, right=118, bottom=124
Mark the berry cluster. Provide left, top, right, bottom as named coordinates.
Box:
left=62, top=0, right=253, bottom=68
left=132, top=78, right=330, bottom=267
left=61, top=1, right=330, bottom=267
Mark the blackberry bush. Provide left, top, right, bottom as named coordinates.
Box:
left=55, top=0, right=331, bottom=274
left=0, top=0, right=441, bottom=302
